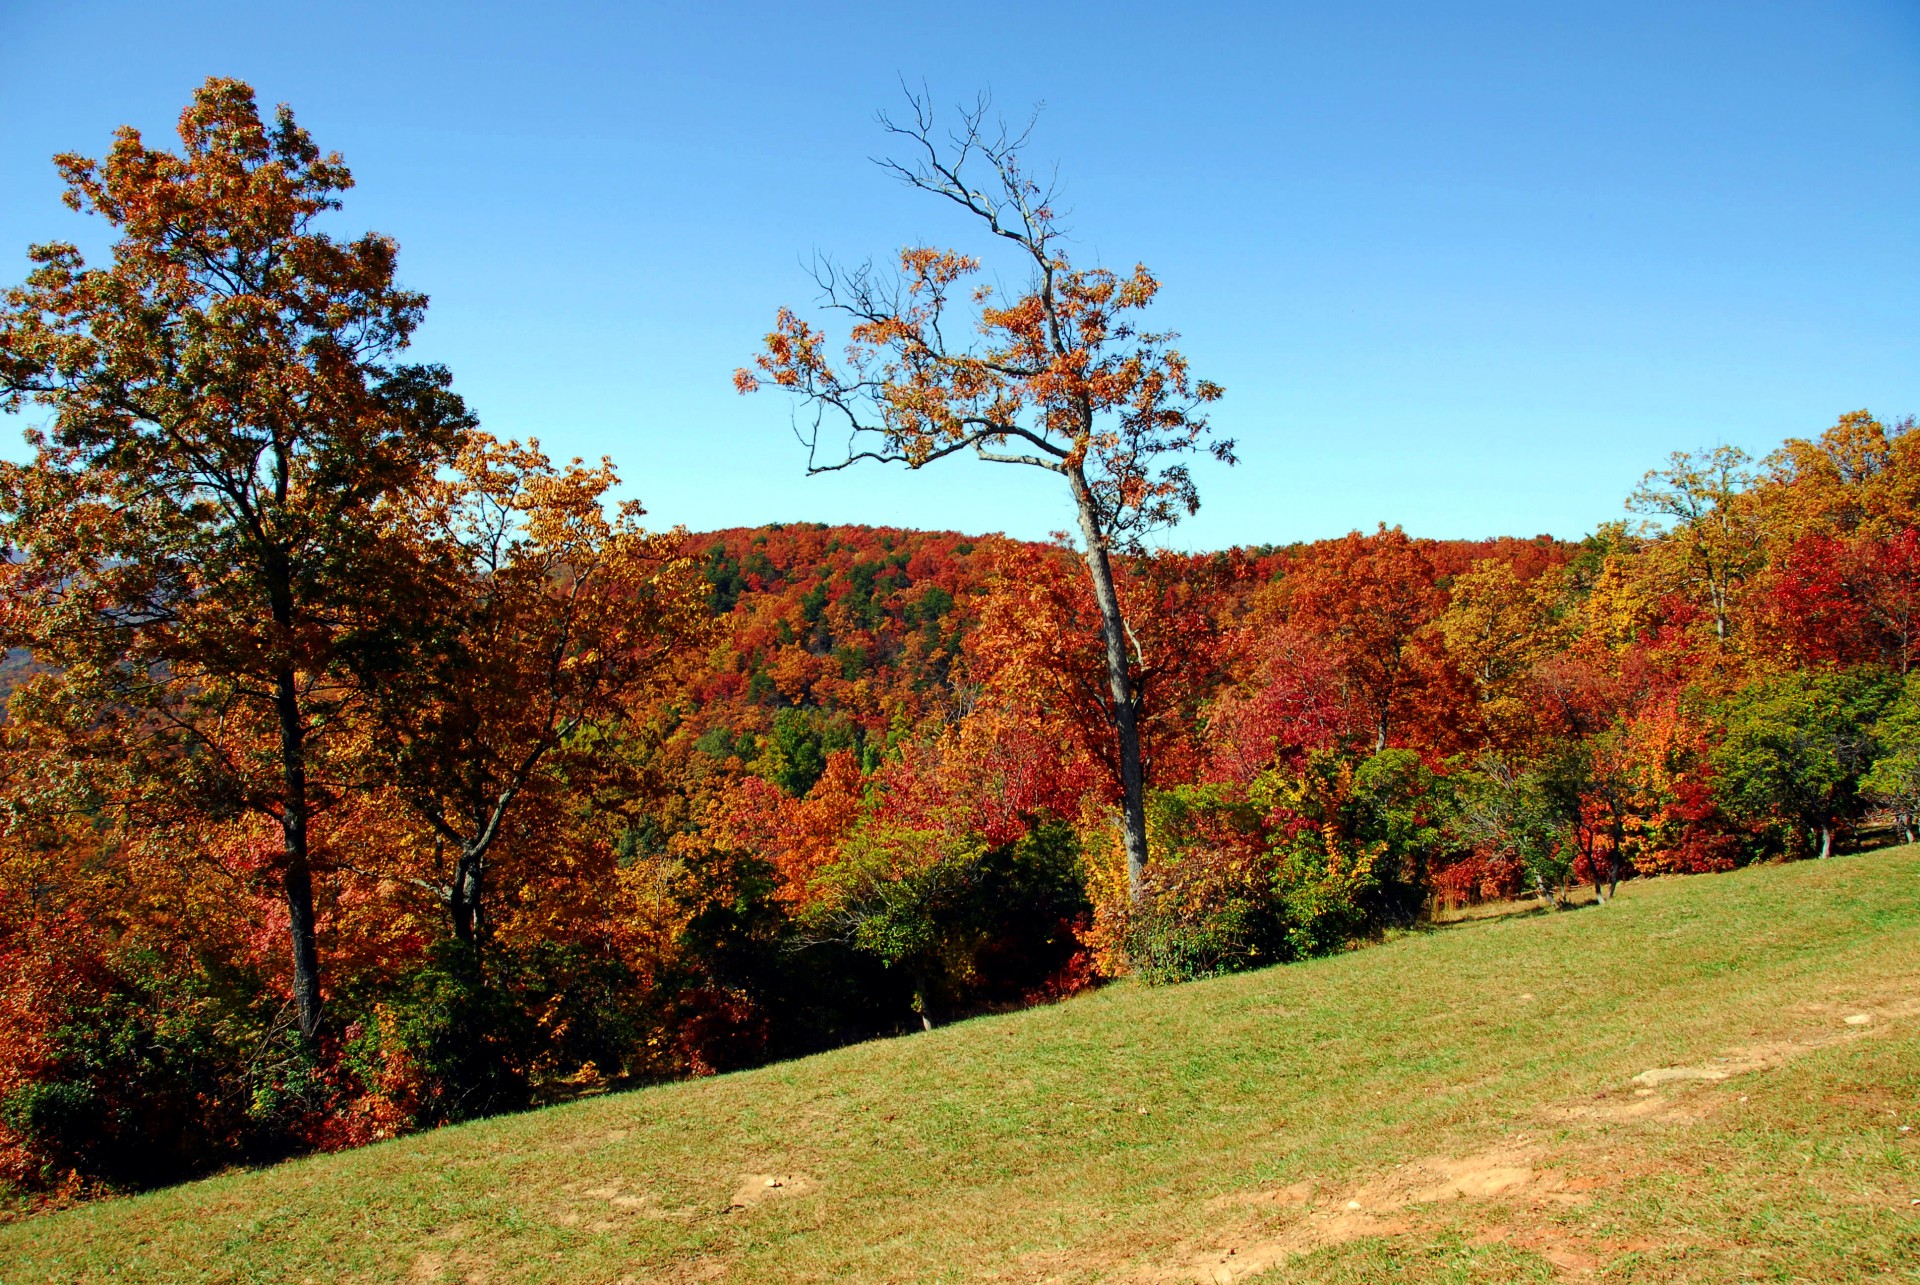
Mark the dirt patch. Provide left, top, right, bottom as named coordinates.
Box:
left=1470, top=1224, right=1660, bottom=1276
left=1138, top=1210, right=1413, bottom=1284
left=1631, top=1064, right=1730, bottom=1086
left=1150, top=1144, right=1579, bottom=1283
left=1622, top=998, right=1920, bottom=1096
left=1210, top=1181, right=1315, bottom=1210
left=728, top=1172, right=814, bottom=1210
left=405, top=1245, right=496, bottom=1284
left=1381, top=1153, right=1552, bottom=1204
left=618, top=1264, right=728, bottom=1284
left=1131, top=998, right=1919, bottom=1283
left=553, top=1178, right=698, bottom=1231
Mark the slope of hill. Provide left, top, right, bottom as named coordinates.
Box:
left=7, top=850, right=1918, bottom=1284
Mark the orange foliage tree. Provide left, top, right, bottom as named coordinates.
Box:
left=352, top=435, right=706, bottom=953
left=968, top=539, right=1228, bottom=803
left=1281, top=527, right=1466, bottom=754
left=0, top=78, right=472, bottom=1039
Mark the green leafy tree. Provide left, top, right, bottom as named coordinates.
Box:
left=1448, top=756, right=1576, bottom=906
left=1627, top=445, right=1760, bottom=643
left=760, top=708, right=859, bottom=797
left=1532, top=729, right=1639, bottom=902
left=798, top=821, right=1085, bottom=1028
left=1863, top=672, right=1920, bottom=844
left=1713, top=669, right=1896, bottom=859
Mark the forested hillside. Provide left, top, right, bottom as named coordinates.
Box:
left=2, top=78, right=1916, bottom=1212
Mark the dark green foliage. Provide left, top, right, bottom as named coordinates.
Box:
left=1864, top=672, right=1920, bottom=841
left=903, top=584, right=954, bottom=629
left=702, top=543, right=747, bottom=614
left=0, top=949, right=312, bottom=1191
left=615, top=816, right=667, bottom=867
left=764, top=707, right=860, bottom=797
left=834, top=642, right=871, bottom=680
left=800, top=823, right=1090, bottom=1026
left=799, top=582, right=829, bottom=629
left=740, top=549, right=777, bottom=585
left=1341, top=749, right=1456, bottom=922
left=376, top=942, right=533, bottom=1126
left=1444, top=756, right=1576, bottom=901
left=1124, top=903, right=1273, bottom=986
left=363, top=940, right=660, bottom=1127
left=1127, top=755, right=1465, bottom=984
left=697, top=723, right=762, bottom=762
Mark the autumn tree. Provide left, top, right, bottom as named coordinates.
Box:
left=737, top=94, right=1230, bottom=900
left=0, top=79, right=472, bottom=1039
left=968, top=540, right=1227, bottom=807
left=1284, top=527, right=1458, bottom=753
left=1436, top=558, right=1566, bottom=745
left=354, top=435, right=705, bottom=954
left=1765, top=529, right=1920, bottom=674
left=1205, top=621, right=1358, bottom=783
left=1628, top=446, right=1760, bottom=644
left=1762, top=411, right=1920, bottom=540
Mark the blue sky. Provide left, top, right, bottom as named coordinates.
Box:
left=2, top=1, right=1915, bottom=548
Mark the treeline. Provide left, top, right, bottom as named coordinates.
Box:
left=1, top=79, right=1916, bottom=1204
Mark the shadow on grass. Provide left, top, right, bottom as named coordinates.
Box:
left=1420, top=885, right=1601, bottom=933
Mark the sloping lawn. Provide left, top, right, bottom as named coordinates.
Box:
left=6, top=848, right=1917, bottom=1283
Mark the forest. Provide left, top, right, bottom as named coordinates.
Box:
left=1, top=78, right=1916, bottom=1206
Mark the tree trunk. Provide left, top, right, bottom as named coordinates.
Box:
left=910, top=974, right=935, bottom=1031
left=1606, top=816, right=1625, bottom=901
left=274, top=666, right=324, bottom=1040
left=449, top=847, right=483, bottom=949
left=1069, top=469, right=1149, bottom=903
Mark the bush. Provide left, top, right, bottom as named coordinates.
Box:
left=0, top=929, right=304, bottom=1193
left=1121, top=754, right=1467, bottom=985
left=1122, top=785, right=1285, bottom=983
left=797, top=820, right=1090, bottom=1026
left=373, top=942, right=533, bottom=1127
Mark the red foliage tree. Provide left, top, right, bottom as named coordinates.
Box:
left=1282, top=527, right=1469, bottom=754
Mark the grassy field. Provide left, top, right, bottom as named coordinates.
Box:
left=6, top=850, right=1918, bottom=1284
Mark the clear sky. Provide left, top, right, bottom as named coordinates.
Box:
left=2, top=1, right=1915, bottom=549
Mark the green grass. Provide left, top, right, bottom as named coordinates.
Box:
left=7, top=850, right=1919, bottom=1283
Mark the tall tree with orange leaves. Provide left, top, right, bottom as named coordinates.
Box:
left=0, top=79, right=473, bottom=1040
left=352, top=435, right=706, bottom=954
left=738, top=93, right=1231, bottom=899
left=1284, top=527, right=1461, bottom=754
